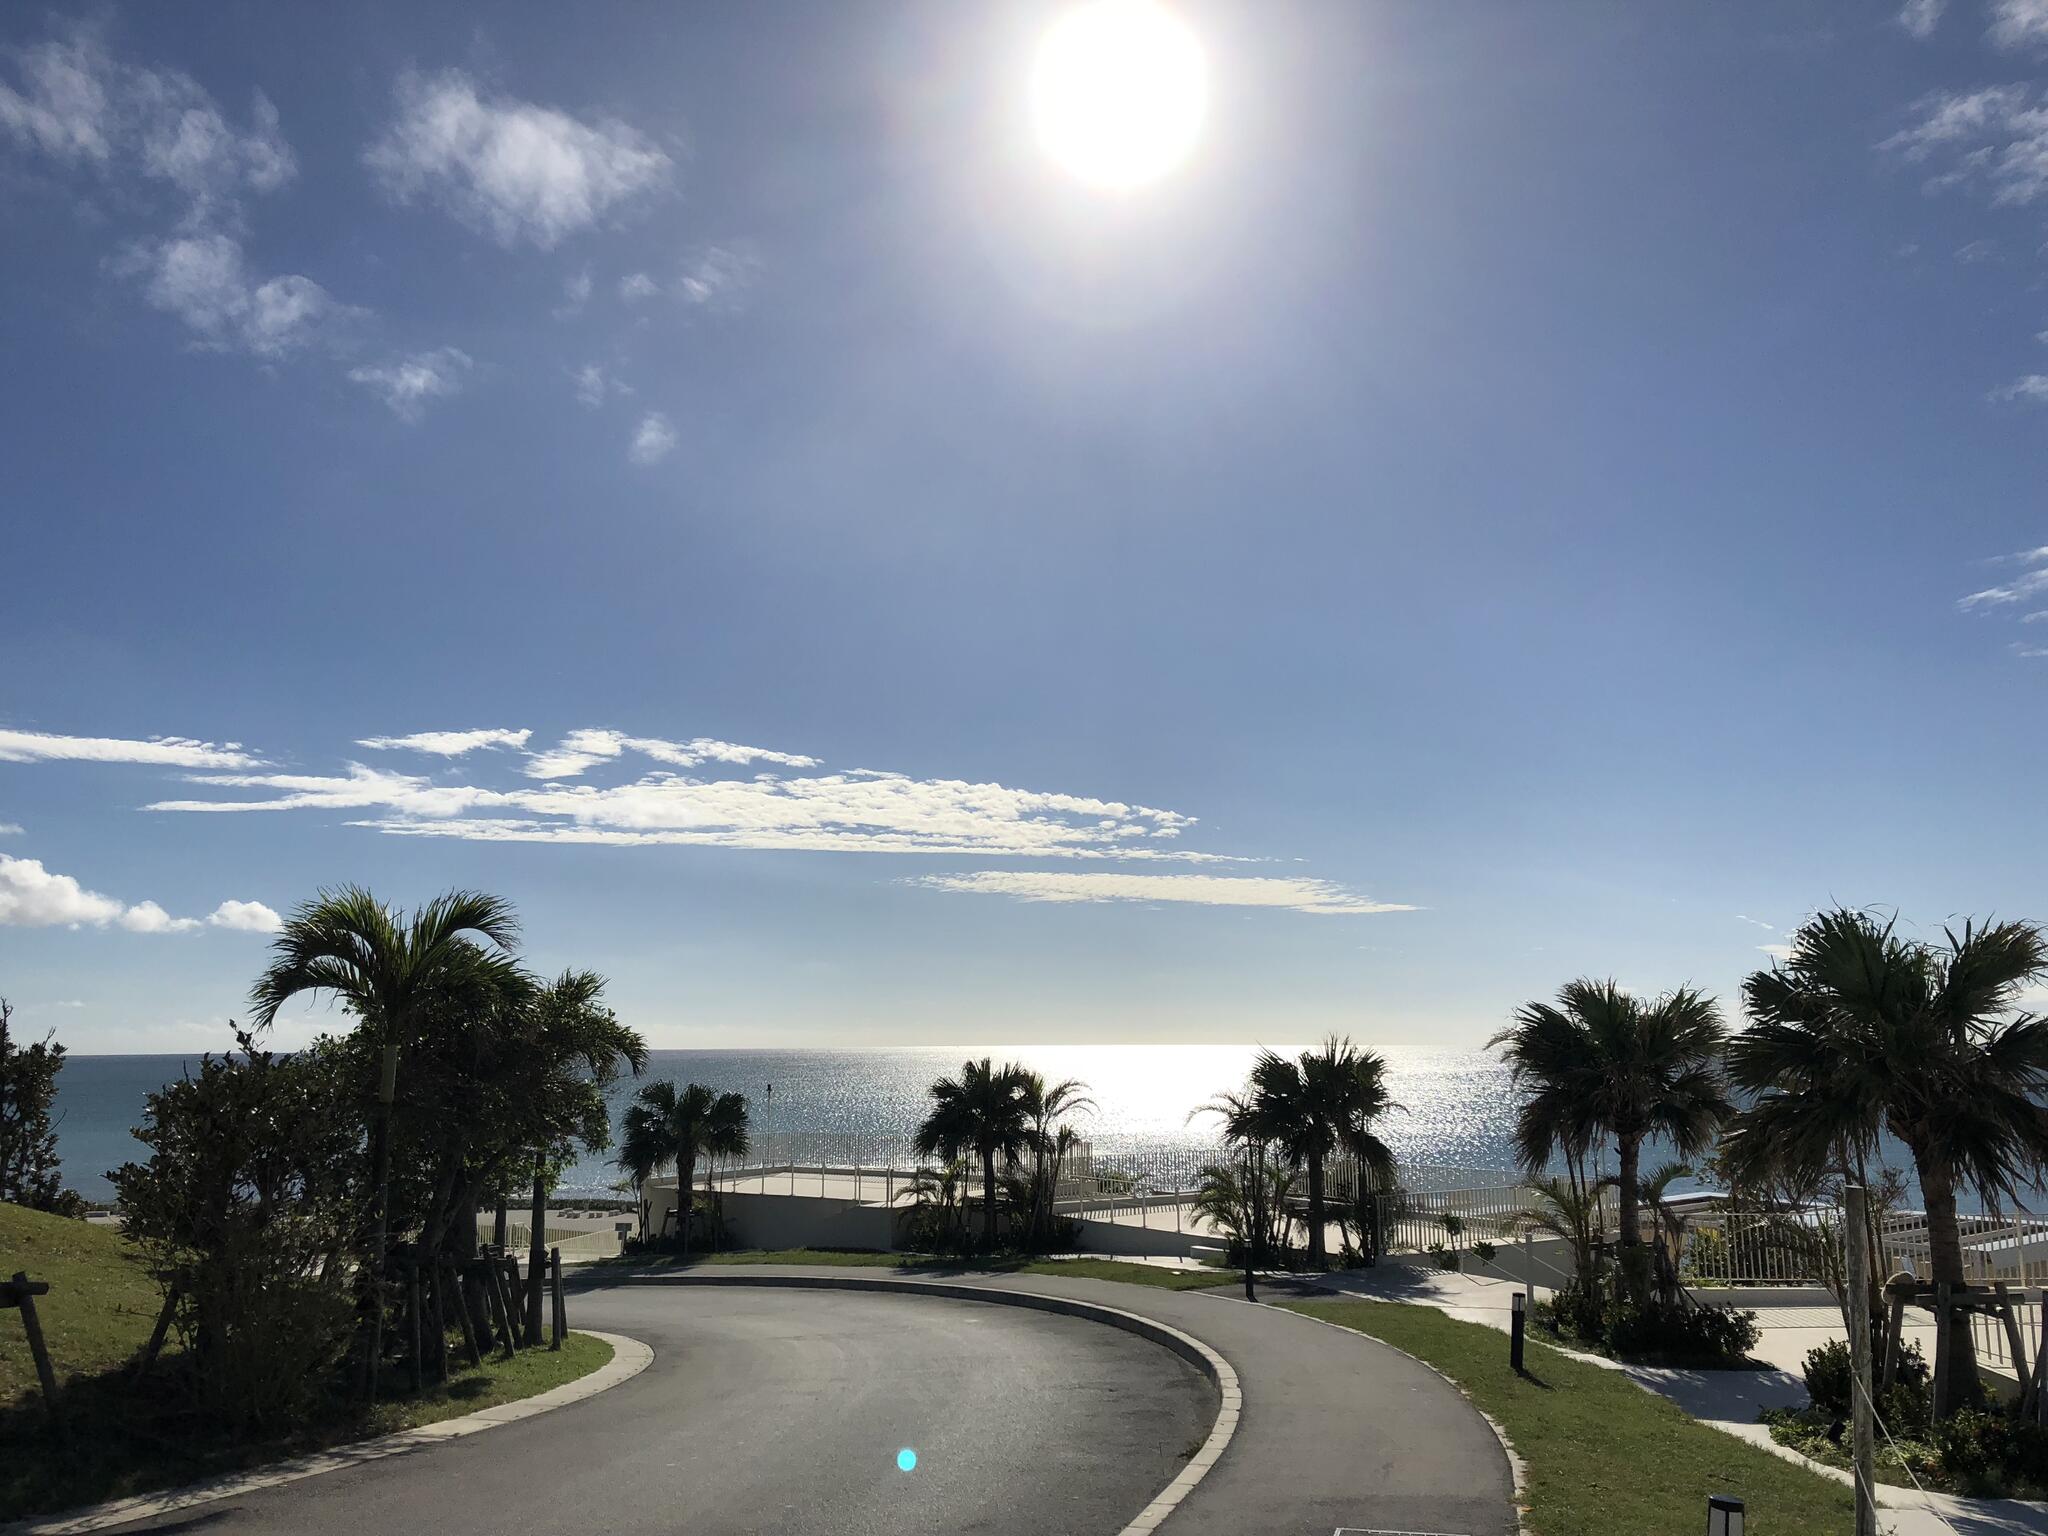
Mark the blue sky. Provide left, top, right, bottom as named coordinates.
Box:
left=7, top=1, right=2048, bottom=1054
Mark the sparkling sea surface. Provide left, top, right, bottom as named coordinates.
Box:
left=47, top=1046, right=1523, bottom=1201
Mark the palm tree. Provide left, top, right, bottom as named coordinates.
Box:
left=1015, top=1071, right=1093, bottom=1250
left=1490, top=980, right=1728, bottom=1303
left=1725, top=908, right=2048, bottom=1406
left=915, top=1058, right=1031, bottom=1253
left=516, top=970, right=647, bottom=1341
left=250, top=886, right=521, bottom=1394
left=618, top=1081, right=750, bottom=1256
left=1191, top=1155, right=1298, bottom=1261
left=1235, top=1036, right=1394, bottom=1268
left=1512, top=1173, right=1610, bottom=1290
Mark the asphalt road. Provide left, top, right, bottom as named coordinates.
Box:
left=97, top=1286, right=1216, bottom=1536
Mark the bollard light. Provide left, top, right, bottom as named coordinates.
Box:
left=1707, top=1494, right=1744, bottom=1536
left=1510, top=1290, right=1527, bottom=1373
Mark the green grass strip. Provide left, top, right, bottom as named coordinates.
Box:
left=1283, top=1299, right=1853, bottom=1536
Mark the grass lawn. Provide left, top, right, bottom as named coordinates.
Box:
left=1285, top=1299, right=1854, bottom=1536
left=590, top=1246, right=1233, bottom=1291
left=1, top=1200, right=166, bottom=1398
left=1, top=1202, right=614, bottom=1523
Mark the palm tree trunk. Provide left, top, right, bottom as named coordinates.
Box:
left=1917, top=1156, right=1981, bottom=1410
left=1616, top=1135, right=1645, bottom=1305
left=679, top=1147, right=696, bottom=1257
left=362, top=1037, right=399, bottom=1400
left=524, top=1159, right=546, bottom=1346
left=982, top=1146, right=999, bottom=1253
left=1306, top=1151, right=1327, bottom=1267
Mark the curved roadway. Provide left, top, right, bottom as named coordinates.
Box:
left=91, top=1269, right=1515, bottom=1536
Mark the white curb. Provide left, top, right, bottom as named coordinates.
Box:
left=6, top=1331, right=652, bottom=1536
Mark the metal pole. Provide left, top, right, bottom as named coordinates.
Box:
left=1523, top=1229, right=1535, bottom=1308
left=1845, top=1185, right=1878, bottom=1536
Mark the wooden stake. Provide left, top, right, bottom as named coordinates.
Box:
left=1997, top=1282, right=2029, bottom=1415
left=429, top=1260, right=448, bottom=1384
left=1933, top=1282, right=1954, bottom=1420
left=447, top=1261, right=482, bottom=1369
left=1881, top=1287, right=1905, bottom=1391
left=1844, top=1187, right=1877, bottom=1536
left=549, top=1247, right=564, bottom=1351
left=406, top=1259, right=423, bottom=1396
left=134, top=1286, right=179, bottom=1381
left=7, top=1273, right=62, bottom=1433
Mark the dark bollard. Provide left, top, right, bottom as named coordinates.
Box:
left=1707, top=1494, right=1744, bottom=1536
left=1510, top=1290, right=1526, bottom=1373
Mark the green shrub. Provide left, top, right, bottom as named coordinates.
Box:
left=1473, top=1239, right=1497, bottom=1263
left=112, top=1034, right=361, bottom=1430
left=1546, top=1278, right=1609, bottom=1341
left=1606, top=1299, right=1758, bottom=1364
left=1801, top=1335, right=1929, bottom=1423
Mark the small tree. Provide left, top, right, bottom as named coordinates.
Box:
left=113, top=1031, right=360, bottom=1428
left=0, top=997, right=76, bottom=1214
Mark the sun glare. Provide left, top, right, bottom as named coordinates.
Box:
left=1031, top=1, right=1208, bottom=191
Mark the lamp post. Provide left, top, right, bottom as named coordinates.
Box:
left=1706, top=1494, right=1743, bottom=1536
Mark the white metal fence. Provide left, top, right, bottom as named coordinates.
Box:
left=499, top=1223, right=625, bottom=1259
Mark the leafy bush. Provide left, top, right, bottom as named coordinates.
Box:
left=1934, top=1410, right=2048, bottom=1496
left=1801, top=1335, right=1929, bottom=1420
left=1546, top=1278, right=1609, bottom=1341
left=1473, top=1239, right=1497, bottom=1263
left=1427, top=1241, right=1461, bottom=1271
left=1607, top=1299, right=1758, bottom=1364
left=1541, top=1278, right=1756, bottom=1365
left=111, top=1033, right=361, bottom=1430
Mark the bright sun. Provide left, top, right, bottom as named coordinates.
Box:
left=1031, top=1, right=1207, bottom=192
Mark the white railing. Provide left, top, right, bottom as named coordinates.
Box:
left=500, top=1224, right=624, bottom=1259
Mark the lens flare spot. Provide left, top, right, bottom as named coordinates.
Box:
left=897, top=1447, right=918, bottom=1472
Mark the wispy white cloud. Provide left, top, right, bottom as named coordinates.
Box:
left=556, top=267, right=592, bottom=318
left=909, top=871, right=1415, bottom=915
left=521, top=729, right=820, bottom=778
left=1735, top=914, right=1775, bottom=931
left=0, top=853, right=264, bottom=934
left=0, top=26, right=294, bottom=225
left=1758, top=942, right=1796, bottom=961
left=365, top=68, right=670, bottom=249
left=348, top=347, right=472, bottom=421
left=618, top=270, right=658, bottom=303
left=358, top=727, right=531, bottom=756
left=571, top=362, right=629, bottom=408
left=145, top=730, right=1222, bottom=861
left=0, top=823, right=21, bottom=836
left=629, top=411, right=676, bottom=465
left=119, top=232, right=361, bottom=358
left=1881, top=85, right=2048, bottom=206
left=1900, top=0, right=1947, bottom=38
left=677, top=243, right=759, bottom=311
left=0, top=26, right=362, bottom=362
left=1991, top=0, right=2048, bottom=49
left=1993, top=374, right=2048, bottom=405
left=0, top=729, right=261, bottom=768
left=1959, top=545, right=2048, bottom=608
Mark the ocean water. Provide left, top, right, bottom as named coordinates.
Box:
left=46, top=1046, right=1523, bottom=1202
